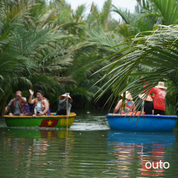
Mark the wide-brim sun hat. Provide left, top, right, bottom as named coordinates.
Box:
left=138, top=94, right=153, bottom=102
left=59, top=94, right=73, bottom=103
left=155, top=82, right=167, bottom=90
left=121, top=91, right=133, bottom=100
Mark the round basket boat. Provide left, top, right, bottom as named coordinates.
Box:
left=106, top=114, right=178, bottom=132
left=3, top=112, right=76, bottom=128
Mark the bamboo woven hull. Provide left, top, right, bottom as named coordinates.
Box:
left=3, top=112, right=76, bottom=128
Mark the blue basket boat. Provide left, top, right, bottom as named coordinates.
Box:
left=106, top=114, right=178, bottom=132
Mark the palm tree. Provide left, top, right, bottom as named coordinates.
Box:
left=0, top=0, right=119, bottom=114
left=82, top=0, right=178, bottom=114
left=112, top=2, right=155, bottom=38
left=0, top=0, right=78, bottom=114
left=86, top=0, right=119, bottom=32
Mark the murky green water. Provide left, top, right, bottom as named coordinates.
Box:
left=0, top=111, right=178, bottom=177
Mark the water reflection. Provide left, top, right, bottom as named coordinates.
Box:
left=1, top=128, right=74, bottom=177
left=0, top=115, right=178, bottom=177
left=107, top=131, right=175, bottom=177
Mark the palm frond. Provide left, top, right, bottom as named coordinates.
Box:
left=112, top=5, right=131, bottom=24
left=93, top=25, right=178, bottom=107
left=151, top=0, right=178, bottom=25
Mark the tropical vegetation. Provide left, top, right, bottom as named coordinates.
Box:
left=93, top=0, right=178, bottom=115
left=0, top=0, right=178, bottom=116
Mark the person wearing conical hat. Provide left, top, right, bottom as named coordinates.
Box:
left=114, top=91, right=135, bottom=114
left=138, top=94, right=154, bottom=114
left=149, top=82, right=167, bottom=115
left=56, top=93, right=73, bottom=115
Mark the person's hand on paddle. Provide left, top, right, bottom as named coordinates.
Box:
left=29, top=89, right=34, bottom=95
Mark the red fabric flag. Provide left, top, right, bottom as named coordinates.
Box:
left=40, top=119, right=59, bottom=127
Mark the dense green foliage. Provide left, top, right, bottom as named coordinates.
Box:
left=94, top=0, right=178, bottom=114
left=1, top=0, right=178, bottom=115
left=0, top=0, right=120, bottom=114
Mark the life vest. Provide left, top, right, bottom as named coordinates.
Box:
left=11, top=98, right=31, bottom=116
left=119, top=99, right=135, bottom=114
left=33, top=97, right=51, bottom=116
left=120, top=111, right=145, bottom=115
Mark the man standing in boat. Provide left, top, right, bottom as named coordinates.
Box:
left=28, top=89, right=51, bottom=116
left=56, top=93, right=73, bottom=115
left=149, top=82, right=167, bottom=115
left=4, top=91, right=30, bottom=116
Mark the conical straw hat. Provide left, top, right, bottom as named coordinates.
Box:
left=155, top=82, right=167, bottom=90
left=121, top=91, right=133, bottom=100
left=59, top=94, right=73, bottom=103
left=138, top=94, right=153, bottom=102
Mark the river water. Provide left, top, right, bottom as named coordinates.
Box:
left=0, top=110, right=178, bottom=177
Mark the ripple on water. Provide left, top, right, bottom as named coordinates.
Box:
left=70, top=115, right=109, bottom=131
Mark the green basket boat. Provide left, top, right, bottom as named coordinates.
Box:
left=3, top=112, right=76, bottom=128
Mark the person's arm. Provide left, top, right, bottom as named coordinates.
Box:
left=4, top=105, right=10, bottom=114
left=40, top=100, right=49, bottom=115
left=59, top=99, right=67, bottom=104
left=28, top=89, right=35, bottom=104
left=149, top=87, right=154, bottom=93
left=149, top=87, right=155, bottom=99
left=21, top=97, right=27, bottom=103
left=4, top=100, right=12, bottom=114
left=68, top=103, right=72, bottom=115
left=152, top=103, right=154, bottom=115
left=114, top=100, right=122, bottom=113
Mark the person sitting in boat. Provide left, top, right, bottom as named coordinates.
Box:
left=4, top=91, right=31, bottom=116
left=56, top=93, right=73, bottom=115
left=149, top=82, right=167, bottom=115
left=114, top=91, right=135, bottom=114
left=138, top=94, right=154, bottom=114
left=28, top=89, right=51, bottom=116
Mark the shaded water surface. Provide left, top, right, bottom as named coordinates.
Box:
left=0, top=112, right=178, bottom=177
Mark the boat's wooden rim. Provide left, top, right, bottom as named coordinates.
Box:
left=107, top=113, right=178, bottom=119
left=3, top=112, right=76, bottom=118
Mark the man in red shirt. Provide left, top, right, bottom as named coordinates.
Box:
left=149, top=82, right=167, bottom=115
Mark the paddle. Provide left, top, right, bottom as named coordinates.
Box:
left=65, top=93, right=70, bottom=157
left=65, top=93, right=70, bottom=130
